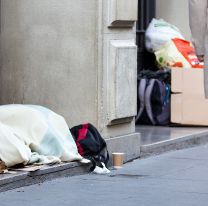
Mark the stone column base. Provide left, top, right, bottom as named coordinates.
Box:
left=106, top=133, right=141, bottom=166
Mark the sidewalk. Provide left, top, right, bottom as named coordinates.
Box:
left=137, top=125, right=208, bottom=157
left=1, top=126, right=208, bottom=192
left=1, top=144, right=208, bottom=206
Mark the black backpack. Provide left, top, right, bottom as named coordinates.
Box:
left=70, top=123, right=109, bottom=171
left=136, top=70, right=171, bottom=126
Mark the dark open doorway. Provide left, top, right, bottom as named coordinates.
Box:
left=136, top=0, right=156, bottom=71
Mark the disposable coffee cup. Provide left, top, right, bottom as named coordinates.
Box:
left=112, top=153, right=124, bottom=169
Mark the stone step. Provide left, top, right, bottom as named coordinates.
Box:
left=140, top=130, right=208, bottom=158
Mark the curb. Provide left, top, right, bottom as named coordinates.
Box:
left=1, top=131, right=207, bottom=192
left=0, top=162, right=91, bottom=193
left=0, top=132, right=141, bottom=192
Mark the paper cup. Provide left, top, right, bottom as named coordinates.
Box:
left=112, top=153, right=124, bottom=169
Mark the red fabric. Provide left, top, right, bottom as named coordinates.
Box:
left=76, top=124, right=89, bottom=156
left=172, top=38, right=204, bottom=69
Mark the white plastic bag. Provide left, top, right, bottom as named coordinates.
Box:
left=145, top=18, right=185, bottom=52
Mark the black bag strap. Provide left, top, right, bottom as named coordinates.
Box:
left=99, top=146, right=109, bottom=166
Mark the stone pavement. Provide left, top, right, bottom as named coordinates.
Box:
left=137, top=125, right=208, bottom=146
left=1, top=144, right=208, bottom=206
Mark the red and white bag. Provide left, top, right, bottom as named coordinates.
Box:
left=155, top=38, right=204, bottom=69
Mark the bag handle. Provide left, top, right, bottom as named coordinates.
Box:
left=136, top=78, right=147, bottom=123
left=145, top=79, right=157, bottom=125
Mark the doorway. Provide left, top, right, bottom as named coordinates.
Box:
left=136, top=0, right=156, bottom=71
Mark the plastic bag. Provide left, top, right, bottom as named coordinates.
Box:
left=155, top=38, right=204, bottom=69
left=145, top=18, right=185, bottom=52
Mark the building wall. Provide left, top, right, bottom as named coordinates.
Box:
left=0, top=0, right=98, bottom=127
left=156, top=0, right=191, bottom=41
left=0, top=0, right=138, bottom=138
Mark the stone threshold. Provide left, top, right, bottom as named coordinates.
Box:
left=140, top=130, right=208, bottom=158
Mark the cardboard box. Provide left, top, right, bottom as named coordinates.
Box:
left=171, top=68, right=204, bottom=98
left=171, top=68, right=208, bottom=125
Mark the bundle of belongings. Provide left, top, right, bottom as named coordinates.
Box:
left=145, top=18, right=203, bottom=69
left=0, top=105, right=85, bottom=168
left=136, top=19, right=203, bottom=126
left=0, top=104, right=109, bottom=174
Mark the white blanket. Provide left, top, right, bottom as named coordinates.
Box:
left=0, top=105, right=82, bottom=167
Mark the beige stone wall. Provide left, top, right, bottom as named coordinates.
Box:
left=156, top=0, right=191, bottom=41
left=0, top=0, right=138, bottom=138
left=0, top=0, right=98, bottom=127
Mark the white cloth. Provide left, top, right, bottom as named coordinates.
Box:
left=92, top=162, right=110, bottom=174
left=0, top=104, right=82, bottom=167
